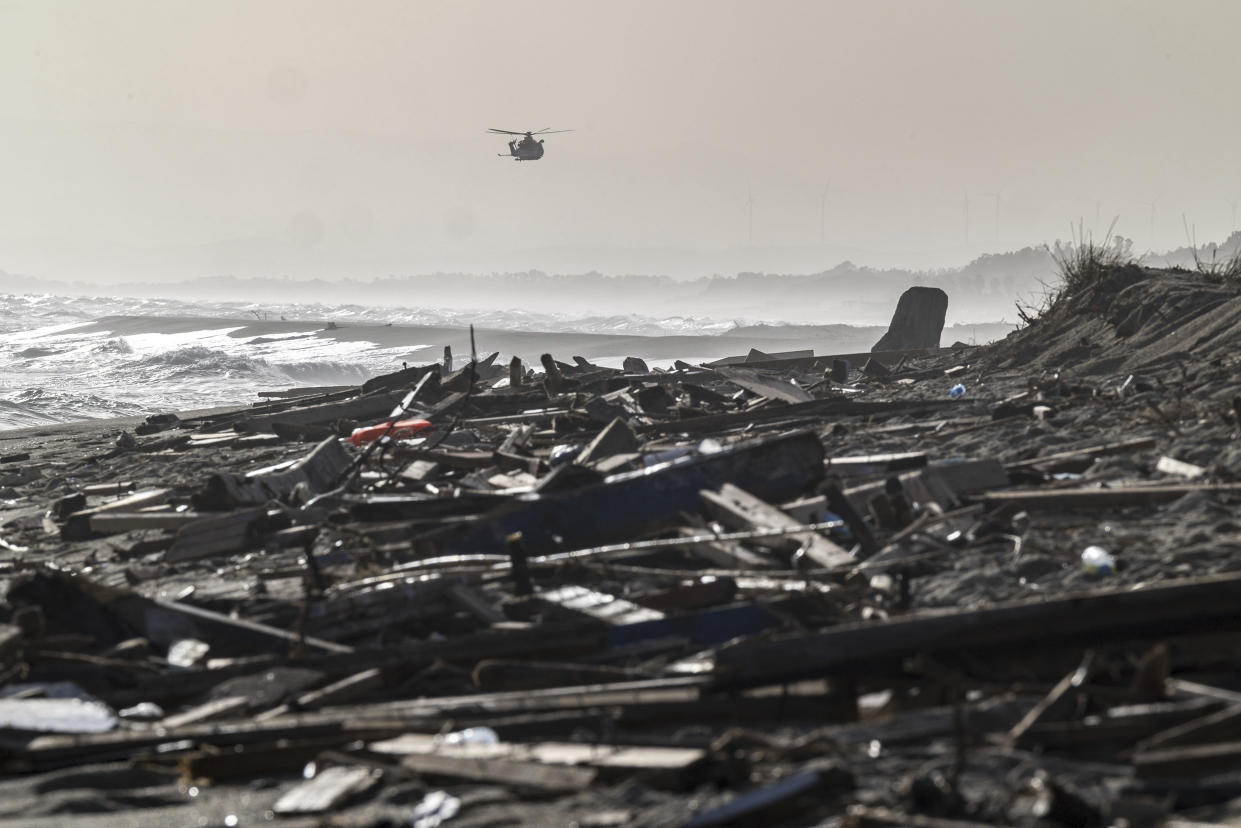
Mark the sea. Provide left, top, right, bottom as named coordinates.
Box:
left=0, top=293, right=742, bottom=431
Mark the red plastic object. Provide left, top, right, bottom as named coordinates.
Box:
left=346, top=418, right=432, bottom=446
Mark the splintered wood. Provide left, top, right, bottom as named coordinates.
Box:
left=4, top=311, right=1241, bottom=826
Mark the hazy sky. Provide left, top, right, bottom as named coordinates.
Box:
left=2, top=0, right=1240, bottom=281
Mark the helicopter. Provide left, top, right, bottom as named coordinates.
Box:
left=488, top=127, right=572, bottom=161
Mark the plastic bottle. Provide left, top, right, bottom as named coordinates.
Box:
left=1081, top=545, right=1115, bottom=575
left=948, top=383, right=966, bottom=399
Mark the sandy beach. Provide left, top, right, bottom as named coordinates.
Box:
left=2, top=265, right=1241, bottom=825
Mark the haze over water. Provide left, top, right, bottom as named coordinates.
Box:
left=3, top=0, right=1240, bottom=284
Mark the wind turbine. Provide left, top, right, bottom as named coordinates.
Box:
left=982, top=187, right=1004, bottom=243
left=744, top=187, right=755, bottom=243
left=819, top=180, right=831, bottom=244
left=1135, top=194, right=1159, bottom=244
left=1228, top=196, right=1239, bottom=234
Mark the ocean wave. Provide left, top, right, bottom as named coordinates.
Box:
left=131, top=345, right=373, bottom=386
left=0, top=387, right=149, bottom=430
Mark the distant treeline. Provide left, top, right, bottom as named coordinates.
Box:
left=3, top=235, right=1236, bottom=324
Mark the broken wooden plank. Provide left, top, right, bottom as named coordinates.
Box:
left=197, top=436, right=352, bottom=509
left=977, top=483, right=1241, bottom=512
left=235, top=392, right=396, bottom=435
left=88, top=510, right=201, bottom=534
left=415, top=430, right=826, bottom=558
left=714, top=366, right=815, bottom=404
left=293, top=669, right=386, bottom=711
left=1136, top=703, right=1241, bottom=753
left=472, top=660, right=641, bottom=692
left=272, top=764, right=381, bottom=814
left=701, top=483, right=853, bottom=568
left=639, top=398, right=950, bottom=435
left=61, top=488, right=174, bottom=540
left=673, top=525, right=781, bottom=570
left=161, top=696, right=250, bottom=729
left=447, top=582, right=508, bottom=624
left=399, top=751, right=597, bottom=792
left=714, top=571, right=1241, bottom=689
left=825, top=451, right=927, bottom=476
left=370, top=732, right=705, bottom=780
left=575, top=416, right=640, bottom=466
left=1005, top=436, right=1158, bottom=473
left=1008, top=654, right=1093, bottom=748
left=165, top=507, right=270, bottom=562
left=1134, top=739, right=1241, bottom=779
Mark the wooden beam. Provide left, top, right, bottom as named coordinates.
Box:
left=197, top=437, right=353, bottom=509
left=61, top=488, right=174, bottom=540
left=714, top=366, right=814, bottom=404
left=399, top=752, right=596, bottom=792
left=1005, top=436, right=1157, bottom=473
left=701, top=483, right=853, bottom=568
left=415, top=430, right=826, bottom=559
left=977, top=483, right=1241, bottom=512
left=714, top=572, right=1241, bottom=688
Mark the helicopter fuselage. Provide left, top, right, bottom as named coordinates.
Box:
left=504, top=139, right=545, bottom=161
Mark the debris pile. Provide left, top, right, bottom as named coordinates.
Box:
left=3, top=266, right=1241, bottom=825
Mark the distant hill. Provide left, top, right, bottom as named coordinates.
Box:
left=3, top=237, right=1234, bottom=326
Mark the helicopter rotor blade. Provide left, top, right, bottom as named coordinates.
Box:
left=487, top=129, right=526, bottom=135
left=532, top=129, right=573, bottom=135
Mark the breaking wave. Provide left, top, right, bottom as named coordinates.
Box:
left=0, top=290, right=756, bottom=431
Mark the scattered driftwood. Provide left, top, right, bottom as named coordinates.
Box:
left=9, top=303, right=1241, bottom=826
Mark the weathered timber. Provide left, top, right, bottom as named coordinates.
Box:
left=575, top=416, right=640, bottom=466
left=161, top=696, right=250, bottom=728
left=673, top=525, right=781, bottom=569
left=1134, top=739, right=1241, bottom=779
left=165, top=507, right=270, bottom=562
left=111, top=622, right=608, bottom=708
left=472, top=659, right=642, bottom=692
left=370, top=732, right=705, bottom=783
left=88, top=511, right=201, bottom=533
left=294, top=669, right=385, bottom=711
left=638, top=398, right=951, bottom=435
left=16, top=718, right=402, bottom=767
left=257, top=385, right=358, bottom=399
left=714, top=366, right=815, bottom=403
left=61, top=488, right=174, bottom=540
left=1136, top=703, right=1241, bottom=753
left=713, top=572, right=1241, bottom=688
left=1005, top=436, right=1158, bottom=473
left=399, top=751, right=597, bottom=792
left=273, top=765, right=381, bottom=814
left=234, top=392, right=396, bottom=435
left=413, top=430, right=825, bottom=560
left=701, top=483, right=853, bottom=568
left=976, top=483, right=1241, bottom=511
left=825, top=451, right=928, bottom=476
left=197, top=436, right=353, bottom=509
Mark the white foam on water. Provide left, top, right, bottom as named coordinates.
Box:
left=0, top=291, right=770, bottom=430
